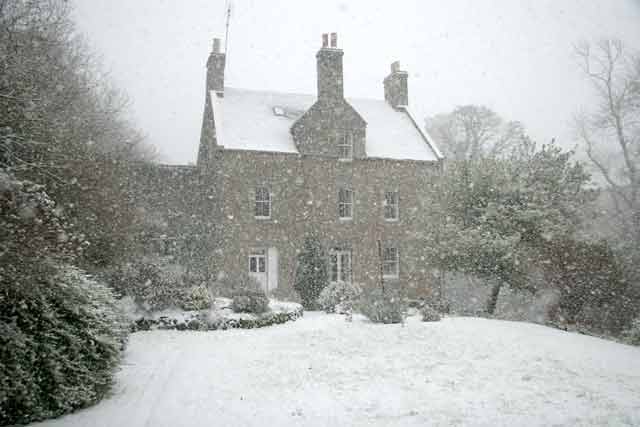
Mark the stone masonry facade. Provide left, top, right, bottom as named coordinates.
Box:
left=195, top=33, right=445, bottom=299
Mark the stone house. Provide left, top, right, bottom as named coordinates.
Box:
left=197, top=33, right=444, bottom=298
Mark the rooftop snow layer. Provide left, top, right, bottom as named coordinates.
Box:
left=211, top=88, right=441, bottom=161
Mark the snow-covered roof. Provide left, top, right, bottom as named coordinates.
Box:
left=211, top=88, right=442, bottom=162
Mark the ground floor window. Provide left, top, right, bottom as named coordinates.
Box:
left=330, top=249, right=351, bottom=283
left=382, top=247, right=399, bottom=279
left=249, top=249, right=266, bottom=274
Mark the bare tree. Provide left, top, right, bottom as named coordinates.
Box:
left=574, top=40, right=640, bottom=257
left=426, top=105, right=526, bottom=161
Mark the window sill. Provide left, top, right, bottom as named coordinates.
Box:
left=384, top=218, right=399, bottom=223
left=338, top=217, right=353, bottom=221
left=382, top=275, right=400, bottom=281
left=338, top=158, right=353, bottom=162
left=255, top=216, right=272, bottom=221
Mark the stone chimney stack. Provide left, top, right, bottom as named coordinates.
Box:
left=206, top=37, right=226, bottom=96
left=316, top=32, right=344, bottom=102
left=383, top=61, right=408, bottom=109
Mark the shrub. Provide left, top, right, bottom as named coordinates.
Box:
left=420, top=304, right=442, bottom=322
left=318, top=281, right=362, bottom=314
left=358, top=286, right=407, bottom=324
left=102, top=258, right=187, bottom=311
left=0, top=171, right=127, bottom=424
left=0, top=266, right=128, bottom=425
left=181, top=284, right=213, bottom=311
left=293, top=233, right=329, bottom=309
left=213, top=272, right=264, bottom=298
left=231, top=275, right=269, bottom=314
left=622, top=318, right=640, bottom=346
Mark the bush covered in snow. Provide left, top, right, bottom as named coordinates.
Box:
left=420, top=304, right=442, bottom=322
left=130, top=300, right=303, bottom=332
left=0, top=266, right=127, bottom=426
left=181, top=284, right=213, bottom=311
left=358, top=286, right=407, bottom=324
left=293, top=233, right=329, bottom=309
left=232, top=288, right=270, bottom=314
left=103, top=258, right=188, bottom=311
left=622, top=318, right=640, bottom=346
left=1, top=171, right=128, bottom=425
left=318, top=281, right=362, bottom=314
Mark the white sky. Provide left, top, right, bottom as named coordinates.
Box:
left=73, top=0, right=640, bottom=165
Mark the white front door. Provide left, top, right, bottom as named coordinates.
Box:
left=267, top=247, right=279, bottom=292
left=248, top=249, right=267, bottom=292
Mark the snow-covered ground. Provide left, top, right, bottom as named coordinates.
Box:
left=32, top=314, right=640, bottom=427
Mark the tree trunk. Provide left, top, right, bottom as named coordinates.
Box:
left=486, top=281, right=502, bottom=315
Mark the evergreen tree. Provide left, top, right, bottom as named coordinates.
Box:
left=294, top=233, right=328, bottom=309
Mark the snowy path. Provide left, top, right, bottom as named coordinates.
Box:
left=32, top=314, right=640, bottom=427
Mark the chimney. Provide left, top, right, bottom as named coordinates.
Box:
left=206, top=37, right=226, bottom=96
left=316, top=32, right=344, bottom=102
left=383, top=61, right=408, bottom=109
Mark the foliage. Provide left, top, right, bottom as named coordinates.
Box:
left=213, top=272, right=263, bottom=298
left=0, top=171, right=128, bottom=425
left=420, top=304, right=442, bottom=322
left=621, top=318, right=640, bottom=346
left=0, top=265, right=127, bottom=425
left=131, top=304, right=304, bottom=332
left=102, top=258, right=187, bottom=311
left=181, top=284, right=213, bottom=311
left=544, top=238, right=633, bottom=334
left=318, top=281, right=362, bottom=314
left=358, top=286, right=407, bottom=324
left=434, top=141, right=596, bottom=314
left=0, top=0, right=154, bottom=269
left=231, top=289, right=270, bottom=314
left=294, top=232, right=329, bottom=309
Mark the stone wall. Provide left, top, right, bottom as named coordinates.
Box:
left=214, top=148, right=442, bottom=298
left=125, top=163, right=220, bottom=280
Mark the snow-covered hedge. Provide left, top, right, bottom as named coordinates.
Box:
left=420, top=304, right=442, bottom=322
left=318, top=281, right=362, bottom=314
left=1, top=171, right=128, bottom=425
left=0, top=267, right=128, bottom=426
left=129, top=299, right=303, bottom=332
left=358, top=287, right=407, bottom=324
left=622, top=318, right=640, bottom=346
left=231, top=288, right=269, bottom=314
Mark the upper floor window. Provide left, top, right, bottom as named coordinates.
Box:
left=382, top=247, right=399, bottom=279
left=384, top=191, right=399, bottom=221
left=337, top=133, right=353, bottom=160
left=338, top=188, right=353, bottom=219
left=255, top=186, right=271, bottom=219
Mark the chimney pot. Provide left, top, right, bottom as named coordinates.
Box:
left=213, top=38, right=221, bottom=54
left=330, top=32, right=337, bottom=48
left=322, top=33, right=328, bottom=48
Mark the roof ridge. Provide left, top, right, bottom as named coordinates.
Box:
left=224, top=86, right=387, bottom=103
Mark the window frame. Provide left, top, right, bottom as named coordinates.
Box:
left=338, top=188, right=353, bottom=220
left=254, top=186, right=271, bottom=219
left=337, top=132, right=353, bottom=161
left=382, top=247, right=399, bottom=279
left=383, top=190, right=399, bottom=221
left=248, top=248, right=267, bottom=273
